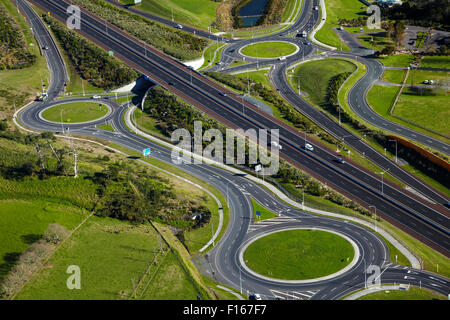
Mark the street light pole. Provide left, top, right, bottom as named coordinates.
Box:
left=369, top=205, right=377, bottom=232
left=60, top=109, right=64, bottom=134
left=389, top=139, right=398, bottom=163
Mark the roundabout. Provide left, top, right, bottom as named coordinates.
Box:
left=239, top=41, right=299, bottom=59
left=40, top=101, right=111, bottom=124
left=239, top=227, right=360, bottom=284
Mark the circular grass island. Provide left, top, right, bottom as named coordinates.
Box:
left=243, top=229, right=355, bottom=281
left=240, top=41, right=298, bottom=59
left=41, top=102, right=109, bottom=123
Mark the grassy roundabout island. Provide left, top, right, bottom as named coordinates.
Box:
left=243, top=229, right=355, bottom=280
left=240, top=41, right=298, bottom=59
left=41, top=101, right=109, bottom=123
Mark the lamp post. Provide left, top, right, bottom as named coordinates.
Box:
left=389, top=139, right=398, bottom=163
left=60, top=109, right=64, bottom=134
left=380, top=168, right=390, bottom=195
left=369, top=205, right=377, bottom=232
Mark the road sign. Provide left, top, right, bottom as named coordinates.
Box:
left=108, top=51, right=114, bottom=56
left=256, top=211, right=261, bottom=218
left=143, top=148, right=151, bottom=157
left=255, top=164, right=262, bottom=172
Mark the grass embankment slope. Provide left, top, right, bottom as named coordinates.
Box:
left=0, top=0, right=49, bottom=117
left=71, top=0, right=209, bottom=61
left=357, top=286, right=447, bottom=300
left=314, top=0, right=367, bottom=51
left=244, top=229, right=355, bottom=280
left=119, top=0, right=219, bottom=31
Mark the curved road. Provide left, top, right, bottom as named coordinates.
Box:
left=15, top=0, right=450, bottom=300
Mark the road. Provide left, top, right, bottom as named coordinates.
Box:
left=25, top=0, right=450, bottom=258
left=15, top=0, right=450, bottom=300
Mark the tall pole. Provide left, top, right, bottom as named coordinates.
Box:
left=389, top=139, right=398, bottom=163
left=381, top=172, right=384, bottom=195
left=369, top=205, right=377, bottom=232
left=60, top=109, right=64, bottom=134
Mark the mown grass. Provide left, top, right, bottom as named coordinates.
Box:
left=289, top=58, right=356, bottom=106
left=366, top=84, right=400, bottom=116
left=406, top=69, right=448, bottom=86
left=381, top=69, right=407, bottom=84
left=120, top=0, right=219, bottom=31
left=243, top=229, right=355, bottom=280
left=357, top=32, right=393, bottom=51
left=357, top=286, right=446, bottom=300
left=41, top=102, right=109, bottom=123
left=394, top=88, right=450, bottom=137
left=419, top=56, right=450, bottom=69
left=240, top=41, right=297, bottom=58
left=377, top=54, right=414, bottom=67
left=251, top=198, right=278, bottom=221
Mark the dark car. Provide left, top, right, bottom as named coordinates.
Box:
left=336, top=157, right=345, bottom=164
left=219, top=92, right=227, bottom=97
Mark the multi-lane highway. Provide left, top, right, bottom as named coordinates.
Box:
left=26, top=0, right=450, bottom=258
left=15, top=0, right=450, bottom=299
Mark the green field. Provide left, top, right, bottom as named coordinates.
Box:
left=357, top=32, right=392, bottom=51
left=0, top=200, right=86, bottom=283
left=366, top=85, right=400, bottom=116
left=381, top=69, right=407, bottom=84
left=289, top=58, right=356, bottom=106
left=314, top=0, right=368, bottom=51
left=41, top=102, right=109, bottom=123
left=357, top=286, right=446, bottom=300
left=15, top=216, right=201, bottom=299
left=119, top=0, right=219, bottom=30
left=420, top=56, right=450, bottom=69
left=377, top=54, right=414, bottom=67
left=240, top=42, right=297, bottom=59
left=394, top=88, right=450, bottom=137
left=243, top=229, right=354, bottom=280
left=406, top=69, right=449, bottom=86
left=251, top=199, right=278, bottom=221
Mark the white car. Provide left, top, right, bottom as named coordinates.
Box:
left=271, top=141, right=282, bottom=150
left=305, top=143, right=314, bottom=151
left=92, top=95, right=101, bottom=99
left=176, top=24, right=183, bottom=29
left=314, top=5, right=319, bottom=10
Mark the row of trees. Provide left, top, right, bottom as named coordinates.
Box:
left=383, top=0, right=449, bottom=30
left=43, top=15, right=138, bottom=90
left=0, top=3, right=36, bottom=70
left=72, top=0, right=209, bottom=61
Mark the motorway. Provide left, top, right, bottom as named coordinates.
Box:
left=14, top=0, right=450, bottom=299
left=26, top=0, right=450, bottom=257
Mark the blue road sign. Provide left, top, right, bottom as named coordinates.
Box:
left=256, top=211, right=261, bottom=217
left=143, top=148, right=151, bottom=157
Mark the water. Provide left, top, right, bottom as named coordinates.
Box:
left=239, top=0, right=269, bottom=27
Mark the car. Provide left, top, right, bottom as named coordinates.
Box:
left=304, top=41, right=311, bottom=45
left=175, top=24, right=183, bottom=29
left=219, top=92, right=227, bottom=97
left=429, top=80, right=434, bottom=84
left=249, top=293, right=262, bottom=300
left=444, top=202, right=450, bottom=209
left=338, top=26, right=344, bottom=31
left=336, top=157, right=345, bottom=164
left=278, top=56, right=286, bottom=61
left=271, top=141, right=282, bottom=150
left=92, top=95, right=101, bottom=99
left=305, top=143, right=314, bottom=151
left=423, top=80, right=429, bottom=84
left=168, top=81, right=174, bottom=86
left=43, top=46, right=49, bottom=50
left=314, top=5, right=319, bottom=10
